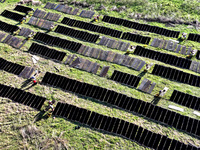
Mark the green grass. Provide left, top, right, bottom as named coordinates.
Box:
left=0, top=0, right=200, bottom=149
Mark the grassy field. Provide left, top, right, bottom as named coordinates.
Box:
left=0, top=0, right=200, bottom=149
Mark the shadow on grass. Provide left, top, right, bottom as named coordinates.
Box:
left=21, top=79, right=32, bottom=88
left=45, top=30, right=51, bottom=34
left=90, top=19, right=95, bottom=23
left=151, top=96, right=161, bottom=105
left=185, top=55, right=193, bottom=60
left=138, top=71, right=147, bottom=77
left=15, top=22, right=22, bottom=26
left=34, top=110, right=52, bottom=122
left=21, top=79, right=38, bottom=90
left=177, top=38, right=183, bottom=43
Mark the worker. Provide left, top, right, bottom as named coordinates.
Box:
left=125, top=45, right=134, bottom=54
left=144, top=64, right=150, bottom=72
left=190, top=49, right=196, bottom=56
left=20, top=16, right=26, bottom=24
left=97, top=15, right=100, bottom=21
left=27, top=34, right=33, bottom=40
left=13, top=27, right=21, bottom=36
left=45, top=100, right=56, bottom=117
left=30, top=69, right=40, bottom=85
left=94, top=16, right=99, bottom=22
left=33, top=69, right=39, bottom=76
left=27, top=32, right=35, bottom=40
left=28, top=11, right=33, bottom=16
left=187, top=49, right=196, bottom=58
left=20, top=15, right=28, bottom=24
left=75, top=125, right=80, bottom=130
left=31, top=76, right=37, bottom=85
left=180, top=32, right=187, bottom=41
left=49, top=24, right=57, bottom=31
left=156, top=89, right=167, bottom=97
left=156, top=90, right=162, bottom=97
left=45, top=100, right=56, bottom=111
